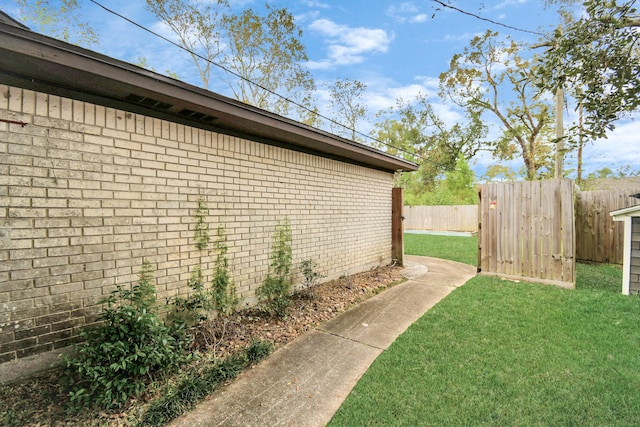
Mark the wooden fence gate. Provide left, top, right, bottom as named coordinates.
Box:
left=478, top=179, right=575, bottom=288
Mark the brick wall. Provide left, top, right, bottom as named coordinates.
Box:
left=0, top=84, right=393, bottom=373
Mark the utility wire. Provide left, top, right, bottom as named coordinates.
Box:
left=88, top=0, right=437, bottom=165
left=430, top=0, right=548, bottom=38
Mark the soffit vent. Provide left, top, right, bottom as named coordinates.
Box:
left=125, top=93, right=172, bottom=110
left=178, top=109, right=217, bottom=124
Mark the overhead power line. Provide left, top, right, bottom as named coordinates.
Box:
left=430, top=0, right=547, bottom=37
left=88, top=0, right=435, bottom=165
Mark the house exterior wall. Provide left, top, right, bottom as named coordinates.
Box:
left=0, top=84, right=394, bottom=370
left=630, top=217, right=640, bottom=294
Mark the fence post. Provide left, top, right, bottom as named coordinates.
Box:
left=392, top=187, right=404, bottom=266
left=477, top=184, right=482, bottom=273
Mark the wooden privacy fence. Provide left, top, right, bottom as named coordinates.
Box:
left=575, top=189, right=640, bottom=264
left=478, top=179, right=575, bottom=287
left=404, top=205, right=478, bottom=232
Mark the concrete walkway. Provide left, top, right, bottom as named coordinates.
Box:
left=169, top=256, right=477, bottom=427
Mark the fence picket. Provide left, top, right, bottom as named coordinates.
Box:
left=575, top=188, right=640, bottom=264
left=478, top=179, right=574, bottom=288
left=405, top=181, right=639, bottom=268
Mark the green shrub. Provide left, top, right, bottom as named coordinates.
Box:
left=257, top=218, right=293, bottom=317
left=211, top=225, right=239, bottom=315
left=170, top=265, right=215, bottom=326
left=298, top=258, right=324, bottom=299
left=62, top=261, right=191, bottom=410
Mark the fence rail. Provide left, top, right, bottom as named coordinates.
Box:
left=403, top=205, right=478, bottom=232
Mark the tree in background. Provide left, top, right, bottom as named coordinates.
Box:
left=221, top=5, right=316, bottom=117
left=13, top=0, right=99, bottom=46
left=404, top=156, right=477, bottom=206
left=537, top=0, right=640, bottom=141
left=325, top=78, right=367, bottom=141
left=373, top=93, right=486, bottom=203
left=147, top=1, right=316, bottom=119
left=440, top=30, right=555, bottom=180
left=480, top=164, right=518, bottom=183
left=145, top=0, right=226, bottom=90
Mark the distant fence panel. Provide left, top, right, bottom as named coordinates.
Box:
left=478, top=179, right=575, bottom=287
left=575, top=189, right=640, bottom=264
left=404, top=205, right=478, bottom=232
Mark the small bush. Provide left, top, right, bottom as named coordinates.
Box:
left=257, top=218, right=293, bottom=317
left=298, top=258, right=324, bottom=299
left=169, top=265, right=215, bottom=326
left=245, top=339, right=274, bottom=363
left=62, top=261, right=191, bottom=410
left=211, top=225, right=239, bottom=315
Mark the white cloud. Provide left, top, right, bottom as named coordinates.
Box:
left=387, top=2, right=419, bottom=14
left=301, top=0, right=331, bottom=8
left=410, top=14, right=428, bottom=23
left=386, top=2, right=429, bottom=24
left=307, top=19, right=393, bottom=69
left=583, top=121, right=640, bottom=169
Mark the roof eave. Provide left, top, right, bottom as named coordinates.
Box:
left=0, top=22, right=418, bottom=173
left=611, top=205, right=640, bottom=220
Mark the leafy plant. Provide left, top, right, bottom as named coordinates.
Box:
left=298, top=258, right=325, bottom=299
left=194, top=196, right=210, bottom=250
left=257, top=218, right=293, bottom=317
left=170, top=265, right=215, bottom=326
left=62, top=261, right=191, bottom=410
left=211, top=224, right=239, bottom=315
left=137, top=340, right=273, bottom=427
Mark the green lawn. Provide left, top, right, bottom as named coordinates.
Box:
left=404, top=233, right=478, bottom=266
left=330, top=234, right=635, bottom=426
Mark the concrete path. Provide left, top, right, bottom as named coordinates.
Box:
left=168, top=256, right=477, bottom=427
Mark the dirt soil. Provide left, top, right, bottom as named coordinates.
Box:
left=0, top=264, right=403, bottom=427
left=193, top=264, right=403, bottom=359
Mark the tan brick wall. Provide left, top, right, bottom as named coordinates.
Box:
left=0, top=84, right=393, bottom=370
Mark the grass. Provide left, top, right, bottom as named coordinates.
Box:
left=404, top=233, right=478, bottom=266
left=330, top=233, right=635, bottom=426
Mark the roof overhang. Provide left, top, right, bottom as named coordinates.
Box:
left=0, top=21, right=418, bottom=173
left=611, top=204, right=640, bottom=221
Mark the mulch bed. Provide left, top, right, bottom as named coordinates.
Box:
left=0, top=264, right=404, bottom=426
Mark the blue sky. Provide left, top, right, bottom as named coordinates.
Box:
left=2, top=0, right=639, bottom=179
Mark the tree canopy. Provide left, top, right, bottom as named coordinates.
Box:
left=146, top=1, right=315, bottom=119
left=537, top=0, right=640, bottom=140
left=440, top=30, right=555, bottom=180
left=325, top=78, right=367, bottom=141
left=14, top=0, right=99, bottom=46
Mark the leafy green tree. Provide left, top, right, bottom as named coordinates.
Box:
left=441, top=156, right=478, bottom=205
left=405, top=156, right=477, bottom=206
left=440, top=30, right=554, bottom=180
left=537, top=0, right=640, bottom=140
left=147, top=1, right=316, bottom=118
left=372, top=94, right=486, bottom=202
left=220, top=5, right=315, bottom=117
left=13, top=0, right=99, bottom=46
left=481, top=164, right=518, bottom=182
left=325, top=78, right=367, bottom=141
left=145, top=0, right=225, bottom=90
